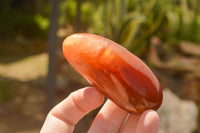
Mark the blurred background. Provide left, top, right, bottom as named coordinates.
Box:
left=0, top=0, right=199, bottom=132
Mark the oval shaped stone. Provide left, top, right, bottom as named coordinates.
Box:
left=62, top=33, right=163, bottom=115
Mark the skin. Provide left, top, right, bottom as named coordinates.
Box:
left=40, top=87, right=160, bottom=133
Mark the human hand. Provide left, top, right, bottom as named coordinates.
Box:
left=40, top=87, right=160, bottom=133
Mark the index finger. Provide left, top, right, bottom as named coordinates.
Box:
left=40, top=87, right=104, bottom=133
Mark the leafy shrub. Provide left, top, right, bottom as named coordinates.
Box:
left=0, top=2, right=49, bottom=40
left=91, top=0, right=200, bottom=55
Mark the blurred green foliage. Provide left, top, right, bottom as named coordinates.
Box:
left=0, top=0, right=49, bottom=40
left=34, top=14, right=49, bottom=30
left=156, top=0, right=200, bottom=44
left=58, top=0, right=200, bottom=54
left=59, top=0, right=95, bottom=31
left=89, top=0, right=200, bottom=54
left=0, top=0, right=199, bottom=52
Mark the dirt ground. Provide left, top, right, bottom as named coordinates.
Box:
left=0, top=53, right=101, bottom=133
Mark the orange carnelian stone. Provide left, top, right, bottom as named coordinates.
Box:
left=63, top=33, right=163, bottom=115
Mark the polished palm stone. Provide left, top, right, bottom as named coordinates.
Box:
left=62, top=33, right=163, bottom=115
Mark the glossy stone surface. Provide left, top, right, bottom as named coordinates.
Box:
left=63, top=33, right=163, bottom=115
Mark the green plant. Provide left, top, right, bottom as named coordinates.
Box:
left=91, top=0, right=200, bottom=56
left=0, top=7, right=49, bottom=40
left=156, top=0, right=200, bottom=44
left=98, top=0, right=165, bottom=54
left=34, top=14, right=50, bottom=30
left=59, top=0, right=95, bottom=31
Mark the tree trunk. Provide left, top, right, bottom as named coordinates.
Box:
left=46, top=0, right=60, bottom=114
left=76, top=0, right=81, bottom=32
left=194, top=0, right=200, bottom=18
